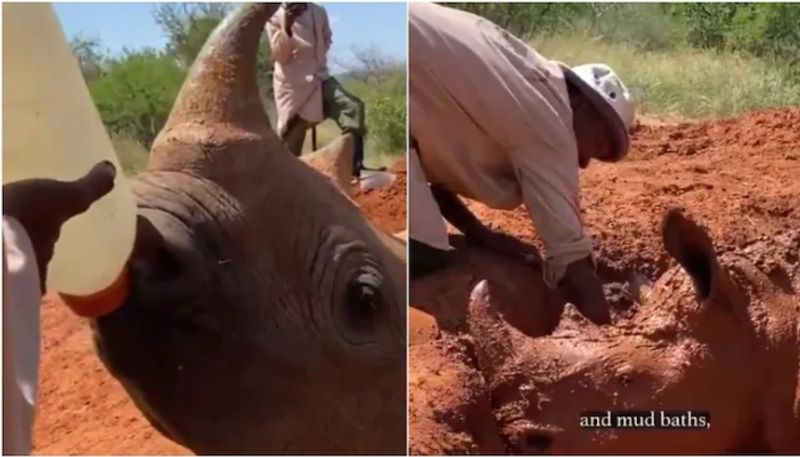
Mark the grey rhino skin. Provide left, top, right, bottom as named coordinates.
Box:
left=91, top=4, right=406, bottom=454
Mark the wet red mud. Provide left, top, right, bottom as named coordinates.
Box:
left=410, top=108, right=800, bottom=454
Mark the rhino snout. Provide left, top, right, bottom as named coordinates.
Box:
left=128, top=210, right=208, bottom=303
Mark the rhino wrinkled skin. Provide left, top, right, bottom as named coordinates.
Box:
left=90, top=4, right=406, bottom=454
left=467, top=210, right=799, bottom=454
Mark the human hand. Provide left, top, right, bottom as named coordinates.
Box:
left=3, top=161, right=117, bottom=290
left=557, top=256, right=611, bottom=324
left=283, top=3, right=306, bottom=34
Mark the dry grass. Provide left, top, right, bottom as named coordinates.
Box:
left=535, top=31, right=800, bottom=120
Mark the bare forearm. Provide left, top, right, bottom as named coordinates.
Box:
left=430, top=185, right=486, bottom=239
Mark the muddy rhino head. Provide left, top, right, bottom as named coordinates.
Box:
left=468, top=210, right=799, bottom=454
left=91, top=4, right=406, bottom=454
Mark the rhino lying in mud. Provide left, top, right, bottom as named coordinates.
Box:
left=89, top=4, right=406, bottom=454
left=468, top=210, right=799, bottom=454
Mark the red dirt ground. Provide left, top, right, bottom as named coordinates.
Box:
left=352, top=161, right=407, bottom=234
left=31, top=159, right=408, bottom=455
left=32, top=297, right=190, bottom=455
left=30, top=104, right=800, bottom=454
left=470, top=108, right=800, bottom=283
left=409, top=108, right=800, bottom=454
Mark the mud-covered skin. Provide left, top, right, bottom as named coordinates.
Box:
left=409, top=109, right=800, bottom=455
left=468, top=211, right=799, bottom=454
left=90, top=4, right=406, bottom=454
left=408, top=332, right=506, bottom=455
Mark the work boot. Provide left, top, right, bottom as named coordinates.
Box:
left=352, top=133, right=365, bottom=178
left=349, top=133, right=389, bottom=178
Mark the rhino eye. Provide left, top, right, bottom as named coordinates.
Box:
left=335, top=263, right=387, bottom=346
left=345, top=270, right=383, bottom=333
left=318, top=230, right=392, bottom=348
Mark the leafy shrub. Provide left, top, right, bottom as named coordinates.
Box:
left=88, top=51, right=184, bottom=149
left=367, top=92, right=406, bottom=154
left=452, top=3, right=800, bottom=83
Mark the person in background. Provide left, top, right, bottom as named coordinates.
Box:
left=3, top=162, right=115, bottom=455
left=408, top=3, right=636, bottom=325
left=267, top=2, right=380, bottom=178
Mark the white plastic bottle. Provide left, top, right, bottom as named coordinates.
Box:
left=3, top=3, right=136, bottom=313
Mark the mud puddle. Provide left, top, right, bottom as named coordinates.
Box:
left=410, top=108, right=800, bottom=454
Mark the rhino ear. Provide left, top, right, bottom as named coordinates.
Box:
left=661, top=209, right=720, bottom=301
left=300, top=134, right=354, bottom=196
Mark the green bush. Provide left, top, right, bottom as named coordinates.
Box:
left=731, top=4, right=800, bottom=81
left=364, top=67, right=406, bottom=155
left=80, top=3, right=275, bottom=156
left=76, top=4, right=406, bottom=168
left=451, top=3, right=592, bottom=39
left=153, top=3, right=233, bottom=68
left=583, top=4, right=687, bottom=52
left=673, top=3, right=800, bottom=65
left=452, top=3, right=800, bottom=83
left=88, top=51, right=184, bottom=149
left=153, top=3, right=273, bottom=101
left=339, top=64, right=407, bottom=158
left=449, top=3, right=800, bottom=119
left=367, top=93, right=406, bottom=154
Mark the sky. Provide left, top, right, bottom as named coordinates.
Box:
left=54, top=2, right=407, bottom=71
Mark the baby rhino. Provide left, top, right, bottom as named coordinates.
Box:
left=468, top=209, right=799, bottom=454
left=91, top=4, right=405, bottom=454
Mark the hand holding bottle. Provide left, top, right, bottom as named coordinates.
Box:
left=3, top=161, right=117, bottom=291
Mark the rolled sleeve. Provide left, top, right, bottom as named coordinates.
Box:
left=511, top=145, right=593, bottom=288
left=409, top=2, right=595, bottom=287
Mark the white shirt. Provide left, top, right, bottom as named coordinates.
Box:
left=3, top=216, right=42, bottom=455
left=408, top=3, right=593, bottom=286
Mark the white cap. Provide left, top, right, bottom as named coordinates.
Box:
left=570, top=63, right=635, bottom=130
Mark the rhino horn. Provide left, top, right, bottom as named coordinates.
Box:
left=300, top=134, right=355, bottom=196
left=164, top=3, right=276, bottom=131
left=467, top=280, right=517, bottom=380
left=149, top=4, right=282, bottom=173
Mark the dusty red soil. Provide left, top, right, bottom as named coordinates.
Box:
left=471, top=108, right=800, bottom=284
left=352, top=161, right=407, bottom=234
left=410, top=108, right=800, bottom=453
left=32, top=296, right=190, bottom=455
left=32, top=160, right=407, bottom=455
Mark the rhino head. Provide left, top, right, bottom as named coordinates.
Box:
left=90, top=4, right=406, bottom=454
left=468, top=210, right=799, bottom=454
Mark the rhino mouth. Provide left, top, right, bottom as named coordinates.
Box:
left=91, top=322, right=180, bottom=444
left=90, top=190, right=239, bottom=447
